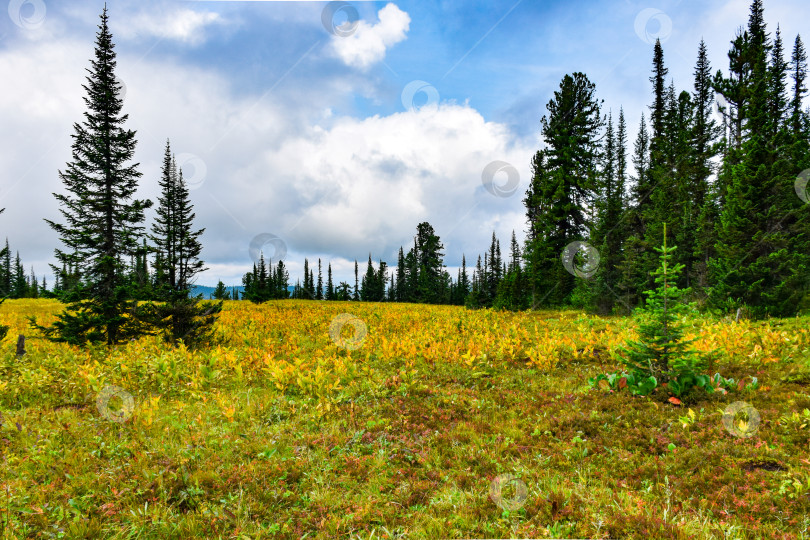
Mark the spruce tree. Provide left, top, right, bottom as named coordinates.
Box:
left=523, top=72, right=604, bottom=307
left=353, top=259, right=359, bottom=301
left=790, top=35, right=808, bottom=135
left=150, top=142, right=206, bottom=300
left=316, top=258, right=323, bottom=300
left=692, top=40, right=722, bottom=291
left=360, top=255, right=375, bottom=301
left=396, top=247, right=405, bottom=301
left=0, top=239, right=10, bottom=298
left=0, top=211, right=7, bottom=340
left=149, top=139, right=220, bottom=345
left=709, top=0, right=808, bottom=317
left=212, top=280, right=230, bottom=300
left=275, top=260, right=289, bottom=298
left=412, top=222, right=445, bottom=303
left=458, top=253, right=469, bottom=305
left=326, top=263, right=334, bottom=300
left=618, top=223, right=705, bottom=385
left=303, top=258, right=312, bottom=299
left=31, top=7, right=153, bottom=345
left=592, top=111, right=627, bottom=314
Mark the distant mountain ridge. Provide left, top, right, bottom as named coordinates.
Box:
left=189, top=284, right=295, bottom=299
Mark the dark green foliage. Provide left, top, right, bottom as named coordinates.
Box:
left=142, top=137, right=217, bottom=346
left=523, top=72, right=604, bottom=309
left=617, top=224, right=706, bottom=384
left=0, top=241, right=42, bottom=300
left=30, top=8, right=153, bottom=345
left=149, top=297, right=223, bottom=348
left=591, top=111, right=628, bottom=315
left=316, top=259, right=323, bottom=300
left=326, top=263, right=334, bottom=300
left=360, top=255, right=388, bottom=302
left=0, top=210, right=8, bottom=340
left=708, top=2, right=810, bottom=317
left=212, top=280, right=230, bottom=300
left=241, top=254, right=289, bottom=303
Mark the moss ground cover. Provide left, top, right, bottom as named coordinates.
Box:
left=1, top=299, right=809, bottom=538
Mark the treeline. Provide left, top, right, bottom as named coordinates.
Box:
left=237, top=222, right=525, bottom=311
left=240, top=0, right=809, bottom=318
left=0, top=239, right=49, bottom=299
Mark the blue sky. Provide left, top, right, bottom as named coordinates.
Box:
left=0, top=0, right=808, bottom=288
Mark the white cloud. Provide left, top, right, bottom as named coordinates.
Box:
left=234, top=103, right=531, bottom=272
left=0, top=35, right=529, bottom=287
left=113, top=7, right=223, bottom=46
left=330, top=3, right=410, bottom=70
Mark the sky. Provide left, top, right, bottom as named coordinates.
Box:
left=1, top=0, right=809, bottom=288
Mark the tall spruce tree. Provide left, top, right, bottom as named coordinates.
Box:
left=326, top=263, right=334, bottom=300
left=149, top=140, right=219, bottom=345
left=31, top=7, right=153, bottom=345
left=592, top=111, right=627, bottom=314
left=412, top=222, right=445, bottom=303
left=790, top=35, right=808, bottom=135
left=316, top=258, right=323, bottom=300
left=353, top=259, right=359, bottom=301
left=692, top=40, right=722, bottom=292
left=523, top=72, right=604, bottom=307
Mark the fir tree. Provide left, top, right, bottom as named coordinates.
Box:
left=212, top=280, right=230, bottom=300
left=618, top=224, right=705, bottom=385
left=303, top=258, right=312, bottom=299
left=316, top=258, right=323, bottom=300
left=353, top=259, right=359, bottom=301
left=31, top=7, right=153, bottom=345
left=148, top=139, right=219, bottom=346
left=523, top=72, right=604, bottom=307
left=592, top=111, right=627, bottom=314
left=790, top=35, right=808, bottom=135
left=326, top=263, right=334, bottom=300
left=709, top=0, right=807, bottom=317
left=396, top=247, right=405, bottom=301
left=0, top=239, right=10, bottom=298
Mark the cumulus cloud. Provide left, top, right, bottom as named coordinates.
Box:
left=0, top=33, right=529, bottom=288
left=330, top=3, right=410, bottom=70
left=112, top=7, right=223, bottom=46
left=228, top=102, right=531, bottom=274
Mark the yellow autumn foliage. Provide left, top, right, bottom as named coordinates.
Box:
left=0, top=299, right=808, bottom=410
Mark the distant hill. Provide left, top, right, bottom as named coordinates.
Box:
left=189, top=285, right=296, bottom=299
left=190, top=284, right=243, bottom=299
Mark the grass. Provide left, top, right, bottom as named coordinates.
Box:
left=1, top=299, right=809, bottom=538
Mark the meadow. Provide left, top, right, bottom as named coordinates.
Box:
left=1, top=299, right=810, bottom=539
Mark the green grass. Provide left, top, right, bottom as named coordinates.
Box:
left=1, top=300, right=810, bottom=538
